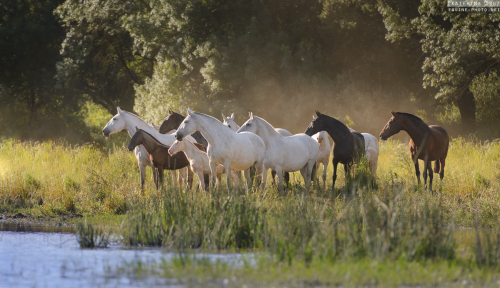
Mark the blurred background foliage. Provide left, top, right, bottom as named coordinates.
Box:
left=1, top=0, right=499, bottom=144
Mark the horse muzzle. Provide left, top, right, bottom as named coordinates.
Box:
left=102, top=130, right=110, bottom=137
left=379, top=134, right=388, bottom=141
left=175, top=133, right=183, bottom=141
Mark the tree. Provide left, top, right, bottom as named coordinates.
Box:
left=55, top=0, right=154, bottom=114
left=0, top=0, right=87, bottom=141
left=379, top=0, right=500, bottom=133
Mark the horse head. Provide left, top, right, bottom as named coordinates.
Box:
left=102, top=107, right=127, bottom=137
left=379, top=111, right=401, bottom=140
left=222, top=113, right=239, bottom=132
left=128, top=127, right=144, bottom=151
left=237, top=112, right=257, bottom=134
left=159, top=108, right=184, bottom=134
left=304, top=111, right=326, bottom=136
left=175, top=108, right=197, bottom=141
left=168, top=140, right=184, bottom=156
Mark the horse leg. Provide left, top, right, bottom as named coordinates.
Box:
left=413, top=158, right=421, bottom=187
left=177, top=168, right=187, bottom=188
left=439, top=158, right=446, bottom=180
left=224, top=160, right=232, bottom=191
left=305, top=160, right=315, bottom=195
left=209, top=160, right=218, bottom=189
left=427, top=160, right=434, bottom=192
left=255, top=164, right=267, bottom=190
left=275, top=166, right=284, bottom=193
left=322, top=160, right=328, bottom=187
left=154, top=168, right=159, bottom=190
left=138, top=162, right=147, bottom=190
left=332, top=161, right=338, bottom=191
left=187, top=167, right=194, bottom=190
left=422, top=157, right=429, bottom=190
left=284, top=172, right=290, bottom=187
left=196, top=170, right=205, bottom=191
left=158, top=168, right=164, bottom=191
left=243, top=169, right=251, bottom=191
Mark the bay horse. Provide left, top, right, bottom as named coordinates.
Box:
left=379, top=111, right=449, bottom=191
left=159, top=109, right=209, bottom=149
left=304, top=111, right=365, bottom=190
left=175, top=109, right=266, bottom=191
left=238, top=113, right=319, bottom=193
left=222, top=112, right=292, bottom=187
left=128, top=128, right=206, bottom=190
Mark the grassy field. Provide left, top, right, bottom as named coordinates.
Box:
left=1, top=136, right=500, bottom=286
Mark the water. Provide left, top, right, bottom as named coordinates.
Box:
left=0, top=222, right=248, bottom=288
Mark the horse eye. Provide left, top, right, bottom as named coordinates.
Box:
left=228, top=125, right=231, bottom=128
left=247, top=123, right=250, bottom=126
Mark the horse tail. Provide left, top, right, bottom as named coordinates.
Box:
left=433, top=160, right=440, bottom=174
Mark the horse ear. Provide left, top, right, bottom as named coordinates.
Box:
left=230, top=113, right=234, bottom=120
left=315, top=110, right=321, bottom=117
left=221, top=113, right=226, bottom=119
left=391, top=111, right=396, bottom=117
left=249, top=112, right=254, bottom=119
left=168, top=108, right=173, bottom=115
left=117, top=107, right=122, bottom=114
left=135, top=126, right=139, bottom=132
left=187, top=108, right=193, bottom=115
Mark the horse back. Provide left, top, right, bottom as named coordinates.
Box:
left=429, top=125, right=450, bottom=158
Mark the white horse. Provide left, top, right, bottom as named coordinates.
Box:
left=222, top=113, right=293, bottom=136
left=102, top=107, right=196, bottom=188
left=361, top=133, right=379, bottom=176
left=175, top=109, right=266, bottom=190
left=312, top=131, right=331, bottom=185
left=237, top=113, right=319, bottom=193
left=168, top=139, right=226, bottom=191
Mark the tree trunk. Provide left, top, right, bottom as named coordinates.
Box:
left=456, top=87, right=476, bottom=134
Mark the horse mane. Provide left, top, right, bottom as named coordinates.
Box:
left=396, top=112, right=426, bottom=124
left=318, top=113, right=352, bottom=132
left=193, top=112, right=225, bottom=125
left=255, top=116, right=277, bottom=130
left=121, top=110, right=149, bottom=124
left=137, top=129, right=170, bottom=149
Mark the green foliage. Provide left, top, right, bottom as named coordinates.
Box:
left=0, top=0, right=90, bottom=142
left=378, top=0, right=500, bottom=133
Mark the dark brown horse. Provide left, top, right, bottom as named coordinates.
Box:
left=304, top=111, right=365, bottom=190
left=128, top=128, right=206, bottom=190
left=159, top=109, right=209, bottom=149
left=379, top=111, right=449, bottom=191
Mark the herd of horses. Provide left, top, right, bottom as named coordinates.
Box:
left=102, top=108, right=449, bottom=193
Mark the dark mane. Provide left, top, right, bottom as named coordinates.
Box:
left=396, top=112, right=425, bottom=124
left=138, top=129, right=170, bottom=148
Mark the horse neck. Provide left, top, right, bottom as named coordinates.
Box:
left=321, top=118, right=353, bottom=148
left=123, top=113, right=156, bottom=138
left=400, top=116, right=430, bottom=145
left=182, top=140, right=199, bottom=158
left=138, top=132, right=162, bottom=155
left=194, top=114, right=234, bottom=146
left=255, top=117, right=281, bottom=146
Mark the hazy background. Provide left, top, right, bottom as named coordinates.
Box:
left=1, top=0, right=499, bottom=144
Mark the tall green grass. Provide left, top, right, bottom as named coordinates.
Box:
left=1, top=137, right=500, bottom=265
